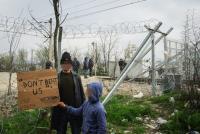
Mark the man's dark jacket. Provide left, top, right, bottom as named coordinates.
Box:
left=72, top=60, right=80, bottom=71
left=50, top=71, right=85, bottom=130
left=89, top=59, right=94, bottom=69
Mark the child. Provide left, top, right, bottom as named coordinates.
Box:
left=57, top=82, right=107, bottom=134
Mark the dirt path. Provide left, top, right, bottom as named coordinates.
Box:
left=81, top=76, right=153, bottom=97
left=0, top=72, right=17, bottom=95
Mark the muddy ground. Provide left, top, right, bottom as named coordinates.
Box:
left=0, top=72, right=159, bottom=97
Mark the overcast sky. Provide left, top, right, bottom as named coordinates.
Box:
left=0, top=0, right=199, bottom=61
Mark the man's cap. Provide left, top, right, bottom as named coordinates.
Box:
left=60, top=52, right=72, bottom=64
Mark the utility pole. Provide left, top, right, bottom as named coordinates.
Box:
left=103, top=24, right=173, bottom=105
left=48, top=18, right=53, bottom=63
left=102, top=22, right=163, bottom=105
left=151, top=34, right=156, bottom=96
left=175, top=42, right=178, bottom=62
left=164, top=36, right=168, bottom=67
left=58, top=26, right=63, bottom=72
left=95, top=43, right=98, bottom=76
left=184, top=15, right=190, bottom=81
left=168, top=41, right=172, bottom=60
left=144, top=25, right=172, bottom=96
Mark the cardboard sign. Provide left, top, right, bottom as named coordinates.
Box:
left=17, top=69, right=60, bottom=110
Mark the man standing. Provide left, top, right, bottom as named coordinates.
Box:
left=118, top=59, right=127, bottom=73
left=51, top=52, right=85, bottom=134
left=89, top=58, right=94, bottom=77
left=83, top=57, right=89, bottom=78
left=72, top=57, right=80, bottom=74
left=45, top=61, right=53, bottom=69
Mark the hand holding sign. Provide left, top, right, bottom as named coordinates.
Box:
left=57, top=102, right=67, bottom=108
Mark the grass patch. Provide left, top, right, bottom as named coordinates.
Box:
left=106, top=95, right=155, bottom=126
left=1, top=92, right=199, bottom=134
left=149, top=91, right=200, bottom=133
left=149, top=91, right=179, bottom=104
left=1, top=109, right=50, bottom=134
left=105, top=95, right=157, bottom=133
left=160, top=111, right=200, bottom=133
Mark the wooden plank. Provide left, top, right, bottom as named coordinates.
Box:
left=17, top=69, right=60, bottom=110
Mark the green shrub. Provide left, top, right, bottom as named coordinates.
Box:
left=188, top=113, right=200, bottom=130
left=106, top=95, right=154, bottom=126
left=160, top=111, right=200, bottom=133
left=2, top=109, right=49, bottom=134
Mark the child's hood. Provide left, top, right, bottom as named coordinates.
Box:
left=87, top=82, right=103, bottom=103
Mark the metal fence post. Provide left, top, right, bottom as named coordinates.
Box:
left=151, top=33, right=156, bottom=95
left=103, top=22, right=162, bottom=105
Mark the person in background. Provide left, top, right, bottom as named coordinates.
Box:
left=72, top=57, right=80, bottom=74
left=83, top=57, right=89, bottom=78
left=45, top=61, right=53, bottom=69
left=118, top=59, right=127, bottom=73
left=51, top=52, right=85, bottom=134
left=89, top=58, right=94, bottom=77
left=57, top=82, right=107, bottom=134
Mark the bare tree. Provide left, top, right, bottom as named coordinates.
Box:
left=92, top=42, right=101, bottom=76
left=66, top=47, right=82, bottom=60
left=113, top=50, right=119, bottom=78
left=99, top=32, right=108, bottom=73
left=99, top=30, right=118, bottom=74
left=4, top=17, right=24, bottom=95
left=0, top=53, right=10, bottom=71
left=107, top=31, right=118, bottom=73
left=16, top=48, right=28, bottom=71
left=52, top=0, right=60, bottom=69
left=28, top=0, right=68, bottom=70
left=52, top=0, right=68, bottom=70
left=35, top=44, right=50, bottom=68
left=182, top=10, right=200, bottom=109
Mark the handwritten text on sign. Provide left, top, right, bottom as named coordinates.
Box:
left=17, top=69, right=60, bottom=110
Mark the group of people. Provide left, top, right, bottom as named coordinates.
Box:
left=72, top=57, right=94, bottom=78
left=44, top=54, right=130, bottom=134
left=48, top=52, right=106, bottom=134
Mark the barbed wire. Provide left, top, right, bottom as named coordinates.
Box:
left=0, top=18, right=158, bottom=39
left=0, top=15, right=47, bottom=28
left=62, top=18, right=158, bottom=38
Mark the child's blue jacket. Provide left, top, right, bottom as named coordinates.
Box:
left=67, top=82, right=106, bottom=134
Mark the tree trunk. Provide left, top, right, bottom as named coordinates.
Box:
left=7, top=72, right=12, bottom=95
left=107, top=53, right=110, bottom=76
left=103, top=54, right=107, bottom=73
left=7, top=55, right=13, bottom=95
left=53, top=0, right=60, bottom=70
